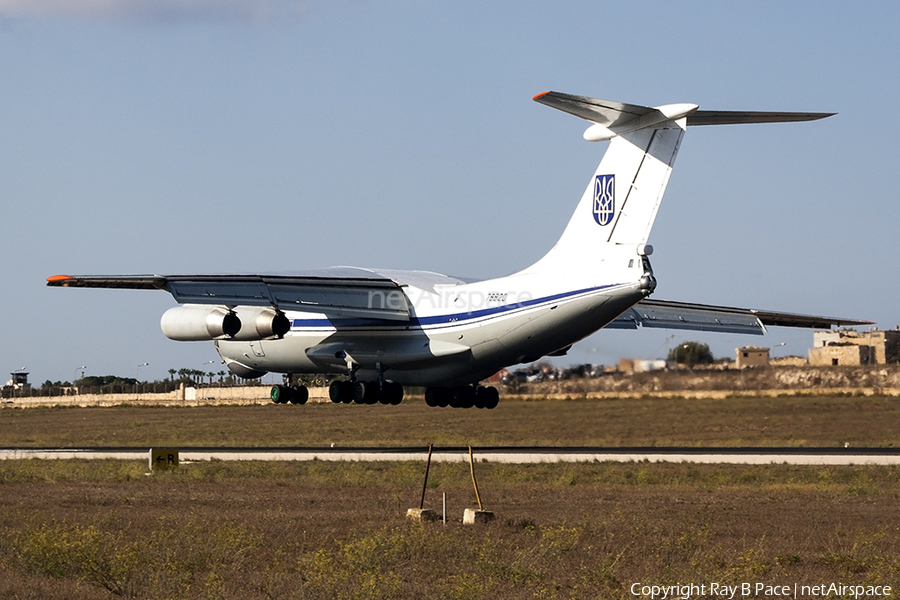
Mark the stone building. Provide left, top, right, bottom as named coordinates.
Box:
left=736, top=346, right=769, bottom=368
left=808, top=329, right=900, bottom=366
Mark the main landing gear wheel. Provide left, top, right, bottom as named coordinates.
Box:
left=425, top=387, right=450, bottom=408
left=425, top=385, right=498, bottom=409
left=329, top=380, right=354, bottom=404
left=380, top=381, right=403, bottom=405
left=329, top=379, right=405, bottom=406
left=450, top=387, right=474, bottom=409
left=475, top=385, right=499, bottom=409
left=289, top=386, right=309, bottom=405
left=353, top=381, right=379, bottom=405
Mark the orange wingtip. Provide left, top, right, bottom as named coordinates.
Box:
left=47, top=275, right=73, bottom=282
left=532, top=91, right=551, bottom=101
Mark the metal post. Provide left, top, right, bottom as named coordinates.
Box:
left=469, top=446, right=484, bottom=511
left=419, top=443, right=433, bottom=510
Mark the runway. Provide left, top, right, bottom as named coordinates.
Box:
left=2, top=446, right=899, bottom=465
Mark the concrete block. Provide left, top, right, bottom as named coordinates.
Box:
left=406, top=508, right=437, bottom=522
left=463, top=508, right=495, bottom=524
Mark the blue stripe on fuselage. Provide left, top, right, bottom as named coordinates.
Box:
left=290, top=283, right=625, bottom=330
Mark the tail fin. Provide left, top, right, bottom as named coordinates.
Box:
left=522, top=91, right=834, bottom=273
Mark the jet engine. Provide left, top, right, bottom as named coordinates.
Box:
left=161, top=305, right=241, bottom=341
left=230, top=306, right=291, bottom=340
left=160, top=304, right=290, bottom=341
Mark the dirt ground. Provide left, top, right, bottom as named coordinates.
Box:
left=1, top=461, right=899, bottom=599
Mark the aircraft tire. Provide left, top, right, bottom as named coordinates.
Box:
left=290, top=385, right=309, bottom=405
left=385, top=381, right=403, bottom=405
left=450, top=386, right=474, bottom=409
left=474, top=386, right=487, bottom=409
left=461, top=387, right=476, bottom=409
left=365, top=382, right=380, bottom=405
left=328, top=381, right=343, bottom=403
left=339, top=381, right=354, bottom=404
left=481, top=386, right=500, bottom=409
left=353, top=381, right=373, bottom=404
left=330, top=380, right=354, bottom=404
left=425, top=387, right=449, bottom=408
left=271, top=385, right=290, bottom=404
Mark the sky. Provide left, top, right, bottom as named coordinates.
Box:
left=1, top=0, right=898, bottom=385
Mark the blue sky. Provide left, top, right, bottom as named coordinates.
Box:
left=1, top=1, right=898, bottom=384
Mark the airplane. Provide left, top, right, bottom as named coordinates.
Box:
left=47, top=91, right=870, bottom=409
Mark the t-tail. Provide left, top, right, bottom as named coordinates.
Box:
left=520, top=91, right=834, bottom=279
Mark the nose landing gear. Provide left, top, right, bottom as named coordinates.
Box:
left=270, top=383, right=309, bottom=405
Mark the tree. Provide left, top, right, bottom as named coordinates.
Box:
left=667, top=341, right=714, bottom=366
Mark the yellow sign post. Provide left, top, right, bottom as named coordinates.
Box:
left=149, top=448, right=179, bottom=470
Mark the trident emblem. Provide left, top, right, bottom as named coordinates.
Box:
left=593, top=174, right=615, bottom=226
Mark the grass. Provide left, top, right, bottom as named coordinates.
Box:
left=2, top=396, right=899, bottom=597
left=2, top=394, right=900, bottom=447
left=1, top=461, right=899, bottom=598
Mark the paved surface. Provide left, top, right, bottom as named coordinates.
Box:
left=2, top=446, right=899, bottom=465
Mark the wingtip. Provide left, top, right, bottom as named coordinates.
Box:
left=47, top=274, right=73, bottom=284
left=532, top=91, right=552, bottom=102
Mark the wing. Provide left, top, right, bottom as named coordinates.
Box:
left=606, top=298, right=872, bottom=335
left=46, top=269, right=412, bottom=322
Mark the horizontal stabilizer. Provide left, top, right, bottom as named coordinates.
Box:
left=686, top=110, right=836, bottom=126
left=608, top=299, right=871, bottom=335
left=533, top=92, right=657, bottom=127
left=534, top=91, right=834, bottom=140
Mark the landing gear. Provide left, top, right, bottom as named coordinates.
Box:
left=329, top=380, right=354, bottom=404
left=476, top=385, right=500, bottom=409
left=270, top=384, right=309, bottom=405
left=425, top=385, right=499, bottom=409
left=353, top=381, right=378, bottom=405
left=329, top=379, right=404, bottom=406
left=382, top=381, right=404, bottom=405
left=424, top=387, right=448, bottom=408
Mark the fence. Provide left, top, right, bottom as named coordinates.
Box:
left=0, top=385, right=330, bottom=408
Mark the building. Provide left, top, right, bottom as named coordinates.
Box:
left=808, top=328, right=900, bottom=366
left=3, top=372, right=30, bottom=393
left=736, top=346, right=769, bottom=368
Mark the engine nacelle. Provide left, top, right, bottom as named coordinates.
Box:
left=161, top=305, right=240, bottom=341
left=231, top=306, right=291, bottom=340
left=161, top=304, right=290, bottom=342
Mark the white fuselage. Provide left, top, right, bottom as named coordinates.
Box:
left=215, top=248, right=652, bottom=386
